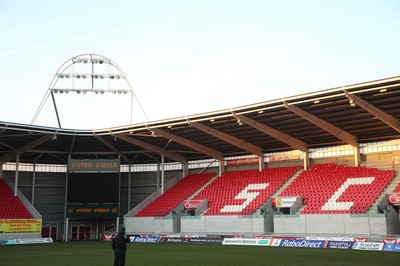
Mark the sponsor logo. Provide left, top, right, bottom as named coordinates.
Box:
left=184, top=200, right=205, bottom=210
left=103, top=234, right=113, bottom=241
left=352, top=242, right=383, bottom=251
left=382, top=238, right=400, bottom=244
left=130, top=236, right=159, bottom=243
left=354, top=238, right=367, bottom=242
left=326, top=241, right=353, bottom=249
left=167, top=238, right=184, bottom=243
left=280, top=240, right=325, bottom=249
left=272, top=197, right=298, bottom=208
left=189, top=238, right=224, bottom=245
left=388, top=193, right=400, bottom=205
left=223, top=238, right=269, bottom=246
left=383, top=243, right=400, bottom=252
left=271, top=239, right=282, bottom=246
left=226, top=157, right=259, bottom=166
left=257, top=239, right=271, bottom=246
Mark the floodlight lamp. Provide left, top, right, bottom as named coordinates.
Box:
left=99, top=60, right=104, bottom=64
left=59, top=74, right=64, bottom=79
left=100, top=91, right=105, bottom=94
left=93, top=75, right=99, bottom=79
left=110, top=75, right=115, bottom=79
left=76, top=75, right=81, bottom=79
left=65, top=74, right=70, bottom=79
left=53, top=89, right=59, bottom=93
left=99, top=75, right=104, bottom=79
left=83, top=59, right=88, bottom=63
left=77, top=90, right=81, bottom=94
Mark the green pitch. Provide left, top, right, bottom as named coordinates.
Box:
left=0, top=241, right=398, bottom=266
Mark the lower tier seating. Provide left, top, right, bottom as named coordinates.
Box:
left=279, top=164, right=395, bottom=214
left=0, top=179, right=33, bottom=218
left=135, top=173, right=216, bottom=217
left=192, top=166, right=301, bottom=215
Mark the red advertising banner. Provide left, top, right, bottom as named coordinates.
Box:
left=388, top=193, right=400, bottom=206
left=226, top=157, right=259, bottom=166
left=184, top=200, right=206, bottom=210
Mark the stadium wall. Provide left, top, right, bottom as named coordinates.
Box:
left=273, top=214, right=388, bottom=235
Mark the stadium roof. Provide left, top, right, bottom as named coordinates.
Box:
left=1, top=75, right=400, bottom=165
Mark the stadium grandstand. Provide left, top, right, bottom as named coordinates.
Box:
left=1, top=54, right=400, bottom=242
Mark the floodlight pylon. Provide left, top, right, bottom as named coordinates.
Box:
left=31, top=53, right=149, bottom=128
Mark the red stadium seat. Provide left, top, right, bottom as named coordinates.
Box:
left=135, top=173, right=216, bottom=217
left=192, top=166, right=301, bottom=216
left=279, top=164, right=394, bottom=214
left=0, top=179, right=33, bottom=219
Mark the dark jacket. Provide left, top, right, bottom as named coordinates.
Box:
left=112, top=232, right=129, bottom=255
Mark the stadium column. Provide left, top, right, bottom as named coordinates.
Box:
left=156, top=163, right=160, bottom=189
left=182, top=161, right=188, bottom=177
left=161, top=154, right=165, bottom=194
left=258, top=156, right=264, bottom=171
left=65, top=218, right=69, bottom=242
left=128, top=163, right=131, bottom=211
left=14, top=155, right=19, bottom=196
left=31, top=162, right=36, bottom=205
left=302, top=151, right=310, bottom=170
left=219, top=158, right=224, bottom=176
left=354, top=145, right=361, bottom=166
left=0, top=163, right=2, bottom=178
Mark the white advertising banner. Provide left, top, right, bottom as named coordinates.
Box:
left=352, top=242, right=384, bottom=251
left=222, top=238, right=272, bottom=246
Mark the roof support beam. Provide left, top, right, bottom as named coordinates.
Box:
left=116, top=134, right=186, bottom=164
left=94, top=135, right=130, bottom=162
left=150, top=128, right=223, bottom=160
left=189, top=122, right=263, bottom=157
left=0, top=134, right=55, bottom=163
left=344, top=90, right=400, bottom=133
left=283, top=102, right=358, bottom=146
left=235, top=114, right=308, bottom=152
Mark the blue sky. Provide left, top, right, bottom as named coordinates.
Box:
left=1, top=0, right=399, bottom=129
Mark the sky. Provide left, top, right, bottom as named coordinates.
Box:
left=1, top=0, right=400, bottom=130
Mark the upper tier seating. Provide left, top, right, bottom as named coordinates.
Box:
left=135, top=173, right=216, bottom=217
left=0, top=179, right=33, bottom=219
left=192, top=166, right=301, bottom=215
left=279, top=164, right=395, bottom=214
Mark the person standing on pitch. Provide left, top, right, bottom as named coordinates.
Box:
left=112, top=226, right=130, bottom=266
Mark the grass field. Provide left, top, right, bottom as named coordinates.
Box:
left=0, top=241, right=398, bottom=266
